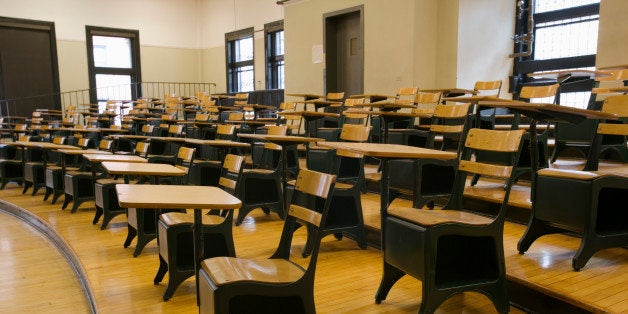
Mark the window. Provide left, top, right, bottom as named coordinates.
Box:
left=265, top=20, right=284, bottom=90
left=512, top=0, right=600, bottom=108
left=226, top=28, right=254, bottom=93
left=86, top=26, right=142, bottom=108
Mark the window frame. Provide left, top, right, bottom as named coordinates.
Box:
left=85, top=26, right=142, bottom=104
left=225, top=27, right=255, bottom=93
left=511, top=1, right=600, bottom=97
left=264, top=20, right=284, bottom=90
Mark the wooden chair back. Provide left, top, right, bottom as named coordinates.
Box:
left=234, top=93, right=248, bottom=106
left=339, top=124, right=371, bottom=142
left=135, top=141, right=150, bottom=157
left=52, top=136, right=66, bottom=145
left=445, top=128, right=526, bottom=212
left=474, top=80, right=503, bottom=97
left=519, top=83, right=559, bottom=102
left=77, top=138, right=90, bottom=149
left=195, top=113, right=210, bottom=122
left=168, top=124, right=184, bottom=137
left=216, top=124, right=236, bottom=137
left=141, top=124, right=154, bottom=135
left=266, top=125, right=288, bottom=136
left=583, top=94, right=628, bottom=170
left=177, top=146, right=195, bottom=164
left=99, top=139, right=113, bottom=151
left=218, top=154, right=245, bottom=193
left=396, top=87, right=419, bottom=104
left=326, top=92, right=345, bottom=101
left=227, top=112, right=244, bottom=121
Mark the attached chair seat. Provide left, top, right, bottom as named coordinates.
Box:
left=160, top=211, right=226, bottom=226
left=201, top=256, right=304, bottom=286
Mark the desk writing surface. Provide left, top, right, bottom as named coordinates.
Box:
left=184, top=138, right=250, bottom=147
left=237, top=133, right=323, bottom=144
left=442, top=95, right=517, bottom=103
left=102, top=161, right=185, bottom=176
left=290, top=110, right=340, bottom=118
left=420, top=88, right=477, bottom=96
left=83, top=154, right=147, bottom=163
left=477, top=101, right=619, bottom=124
left=317, top=142, right=457, bottom=159
left=56, top=148, right=112, bottom=155
left=285, top=93, right=324, bottom=100
left=527, top=69, right=612, bottom=80
left=116, top=184, right=242, bottom=209
left=355, top=102, right=417, bottom=110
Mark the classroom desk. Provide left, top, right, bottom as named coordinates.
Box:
left=83, top=154, right=148, bottom=183
left=300, top=99, right=343, bottom=112
left=316, top=141, right=457, bottom=249
left=349, top=94, right=397, bottom=103
left=528, top=69, right=612, bottom=104
left=102, top=161, right=185, bottom=184
left=116, top=184, right=241, bottom=304
left=285, top=93, right=325, bottom=101
left=345, top=110, right=420, bottom=143
left=237, top=133, right=323, bottom=210
left=354, top=101, right=416, bottom=112
left=288, top=110, right=340, bottom=137
left=184, top=138, right=250, bottom=162
left=477, top=101, right=619, bottom=180
left=420, top=88, right=477, bottom=98
left=234, top=104, right=276, bottom=118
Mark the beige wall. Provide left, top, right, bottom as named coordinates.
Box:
left=198, top=0, right=284, bottom=93
left=457, top=0, right=515, bottom=96
left=2, top=0, right=626, bottom=102
left=1, top=0, right=203, bottom=97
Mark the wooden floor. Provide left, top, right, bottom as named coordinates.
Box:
left=0, top=157, right=626, bottom=313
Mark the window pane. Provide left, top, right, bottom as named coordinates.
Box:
left=92, top=36, right=132, bottom=68
left=275, top=31, right=284, bottom=55
left=235, top=37, right=253, bottom=62
left=95, top=74, right=132, bottom=101
left=535, top=0, right=599, bottom=13
left=236, top=65, right=254, bottom=92
left=560, top=91, right=591, bottom=109
left=278, top=60, right=285, bottom=89
left=535, top=18, right=598, bottom=60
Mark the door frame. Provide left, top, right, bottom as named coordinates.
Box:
left=323, top=5, right=364, bottom=96
left=0, top=16, right=61, bottom=112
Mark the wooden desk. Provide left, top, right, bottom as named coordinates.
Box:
left=421, top=88, right=477, bottom=98
left=301, top=99, right=343, bottom=112
left=349, top=94, right=397, bottom=103
left=478, top=101, right=619, bottom=178
left=288, top=110, right=339, bottom=137
left=354, top=101, right=416, bottom=112
left=347, top=110, right=420, bottom=143
left=101, top=161, right=184, bottom=184
left=83, top=154, right=147, bottom=183
left=237, top=133, right=323, bottom=210
left=184, top=139, right=250, bottom=162
left=316, top=142, right=457, bottom=248
left=528, top=69, right=612, bottom=84
left=116, top=184, right=241, bottom=304
left=285, top=93, right=324, bottom=101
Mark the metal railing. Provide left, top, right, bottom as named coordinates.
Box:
left=0, top=82, right=217, bottom=116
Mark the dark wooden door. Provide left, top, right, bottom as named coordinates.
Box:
left=0, top=17, right=60, bottom=116
left=325, top=7, right=363, bottom=97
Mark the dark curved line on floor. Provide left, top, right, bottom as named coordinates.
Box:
left=0, top=199, right=98, bottom=314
